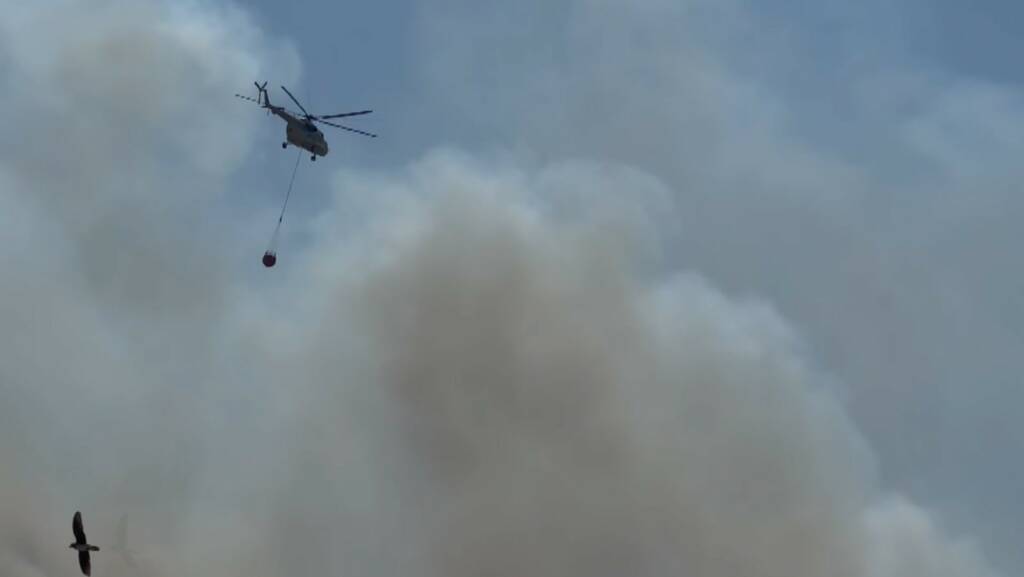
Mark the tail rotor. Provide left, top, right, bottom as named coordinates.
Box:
left=236, top=81, right=271, bottom=112
left=255, top=81, right=269, bottom=113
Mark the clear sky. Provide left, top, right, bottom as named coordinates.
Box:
left=1, top=1, right=1021, bottom=576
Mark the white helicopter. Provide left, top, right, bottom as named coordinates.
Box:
left=236, top=81, right=376, bottom=161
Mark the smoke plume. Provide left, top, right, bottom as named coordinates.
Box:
left=0, top=1, right=1005, bottom=577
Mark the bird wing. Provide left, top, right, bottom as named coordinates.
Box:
left=73, top=511, right=87, bottom=544
left=78, top=551, right=91, bottom=576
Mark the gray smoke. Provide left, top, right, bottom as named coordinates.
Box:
left=0, top=1, right=1005, bottom=577
left=275, top=153, right=1000, bottom=577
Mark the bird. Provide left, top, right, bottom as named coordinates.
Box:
left=69, top=511, right=100, bottom=576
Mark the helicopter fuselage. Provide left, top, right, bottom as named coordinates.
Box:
left=272, top=108, right=329, bottom=157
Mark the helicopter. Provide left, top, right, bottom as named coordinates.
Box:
left=235, top=81, right=376, bottom=161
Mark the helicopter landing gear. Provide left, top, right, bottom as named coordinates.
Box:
left=281, top=142, right=287, bottom=149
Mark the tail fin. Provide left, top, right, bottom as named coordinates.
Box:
left=255, top=81, right=270, bottom=107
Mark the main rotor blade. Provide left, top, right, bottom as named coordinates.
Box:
left=318, top=110, right=373, bottom=119
left=235, top=94, right=261, bottom=104
left=314, top=119, right=377, bottom=138
left=280, top=85, right=310, bottom=117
